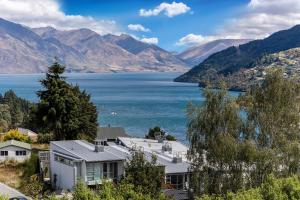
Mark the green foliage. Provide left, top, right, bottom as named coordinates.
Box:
left=3, top=129, right=31, bottom=143
left=146, top=126, right=176, bottom=141
left=20, top=174, right=44, bottom=198
left=0, top=104, right=11, bottom=132
left=20, top=153, right=39, bottom=178
left=0, top=195, right=8, bottom=200
left=37, top=133, right=54, bottom=144
left=124, top=150, right=165, bottom=199
left=196, top=175, right=300, bottom=200
left=73, top=180, right=166, bottom=200
left=32, top=61, right=98, bottom=140
left=187, top=70, right=300, bottom=196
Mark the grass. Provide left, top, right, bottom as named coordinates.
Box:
left=0, top=161, right=22, bottom=189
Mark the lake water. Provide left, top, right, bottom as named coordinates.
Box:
left=0, top=72, right=235, bottom=142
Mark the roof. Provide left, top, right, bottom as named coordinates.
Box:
left=0, top=182, right=28, bottom=198
left=51, top=140, right=127, bottom=162
left=116, top=137, right=190, bottom=173
left=0, top=140, right=31, bottom=150
left=96, top=127, right=130, bottom=140
left=17, top=128, right=38, bottom=137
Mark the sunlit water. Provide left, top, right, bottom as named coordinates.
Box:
left=0, top=72, right=239, bottom=142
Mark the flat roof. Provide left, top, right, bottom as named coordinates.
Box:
left=116, top=137, right=190, bottom=173
left=0, top=140, right=31, bottom=150
left=51, top=140, right=127, bottom=162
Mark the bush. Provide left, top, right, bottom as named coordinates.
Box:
left=3, top=129, right=31, bottom=143
left=37, top=133, right=54, bottom=144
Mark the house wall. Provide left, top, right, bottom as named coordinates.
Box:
left=50, top=144, right=76, bottom=191
left=0, top=146, right=31, bottom=162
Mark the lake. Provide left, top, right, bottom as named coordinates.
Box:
left=0, top=72, right=235, bottom=142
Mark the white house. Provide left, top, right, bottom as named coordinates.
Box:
left=0, top=140, right=31, bottom=162
left=50, top=140, right=127, bottom=191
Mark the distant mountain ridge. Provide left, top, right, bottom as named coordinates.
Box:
left=175, top=24, right=300, bottom=85
left=0, top=18, right=188, bottom=73
left=178, top=39, right=252, bottom=66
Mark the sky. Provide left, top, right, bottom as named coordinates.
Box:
left=0, top=0, right=300, bottom=52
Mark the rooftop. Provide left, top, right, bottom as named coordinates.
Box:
left=51, top=140, right=127, bottom=162
left=96, top=127, right=131, bottom=140
left=0, top=140, right=31, bottom=150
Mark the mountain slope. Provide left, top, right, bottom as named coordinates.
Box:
left=175, top=25, right=300, bottom=83
left=178, top=39, right=251, bottom=66
left=0, top=18, right=188, bottom=73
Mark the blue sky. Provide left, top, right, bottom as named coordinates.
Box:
left=60, top=0, right=249, bottom=51
left=0, top=0, right=299, bottom=52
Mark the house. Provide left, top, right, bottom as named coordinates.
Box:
left=0, top=140, right=31, bottom=162
left=50, top=140, right=127, bottom=191
left=114, top=137, right=191, bottom=190
left=0, top=183, right=28, bottom=199
left=96, top=126, right=131, bottom=142
left=18, top=128, right=38, bottom=142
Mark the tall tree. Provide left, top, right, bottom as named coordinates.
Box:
left=34, top=61, right=98, bottom=140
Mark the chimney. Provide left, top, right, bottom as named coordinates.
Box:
left=94, top=140, right=106, bottom=152
left=172, top=152, right=183, bottom=163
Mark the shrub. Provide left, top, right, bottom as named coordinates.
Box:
left=37, top=133, right=54, bottom=144
left=3, top=129, right=31, bottom=143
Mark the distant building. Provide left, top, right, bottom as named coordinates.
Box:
left=50, top=140, right=127, bottom=190
left=96, top=126, right=131, bottom=142
left=0, top=140, right=31, bottom=162
left=18, top=128, right=38, bottom=142
left=116, top=137, right=190, bottom=190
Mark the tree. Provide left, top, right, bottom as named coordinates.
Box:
left=33, top=61, right=98, bottom=140
left=187, top=87, right=243, bottom=195
left=0, top=104, right=11, bottom=132
left=146, top=126, right=176, bottom=141
left=124, top=150, right=165, bottom=199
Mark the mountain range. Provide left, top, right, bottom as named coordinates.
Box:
left=177, top=39, right=251, bottom=66
left=175, top=24, right=300, bottom=90
left=0, top=18, right=190, bottom=73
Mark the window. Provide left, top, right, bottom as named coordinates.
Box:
left=86, top=163, right=101, bottom=182
left=54, top=155, right=74, bottom=166
left=16, top=151, right=26, bottom=156
left=103, top=162, right=118, bottom=179
left=0, top=151, right=8, bottom=156
left=166, top=174, right=185, bottom=190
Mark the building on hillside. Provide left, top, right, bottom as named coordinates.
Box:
left=50, top=140, right=127, bottom=191
left=17, top=128, right=38, bottom=142
left=96, top=126, right=131, bottom=142
left=114, top=137, right=190, bottom=190
left=0, top=140, right=31, bottom=162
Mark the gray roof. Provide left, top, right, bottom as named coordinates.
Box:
left=96, top=127, right=130, bottom=140
left=51, top=140, right=127, bottom=162
left=0, top=140, right=31, bottom=150
left=0, top=182, right=28, bottom=198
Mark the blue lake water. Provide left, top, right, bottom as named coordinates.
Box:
left=0, top=72, right=238, bottom=142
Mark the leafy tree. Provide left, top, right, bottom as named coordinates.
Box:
left=33, top=61, right=98, bottom=140
left=146, top=126, right=176, bottom=141
left=0, top=104, right=11, bottom=132
left=3, top=129, right=31, bottom=143
left=124, top=150, right=165, bottom=199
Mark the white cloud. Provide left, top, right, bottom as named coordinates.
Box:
left=177, top=0, right=300, bottom=46
left=0, top=0, right=119, bottom=35
left=128, top=24, right=150, bottom=32
left=176, top=34, right=218, bottom=46
left=139, top=1, right=191, bottom=17
left=140, top=37, right=159, bottom=45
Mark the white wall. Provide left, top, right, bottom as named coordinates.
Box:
left=50, top=144, right=76, bottom=191
left=0, top=146, right=31, bottom=162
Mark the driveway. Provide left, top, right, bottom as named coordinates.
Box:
left=0, top=183, right=27, bottom=199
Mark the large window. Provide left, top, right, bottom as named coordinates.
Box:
left=166, top=174, right=185, bottom=189
left=86, top=163, right=101, bottom=182
left=0, top=151, right=8, bottom=156
left=16, top=150, right=26, bottom=156
left=54, top=155, right=74, bottom=166
left=103, top=162, right=118, bottom=179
